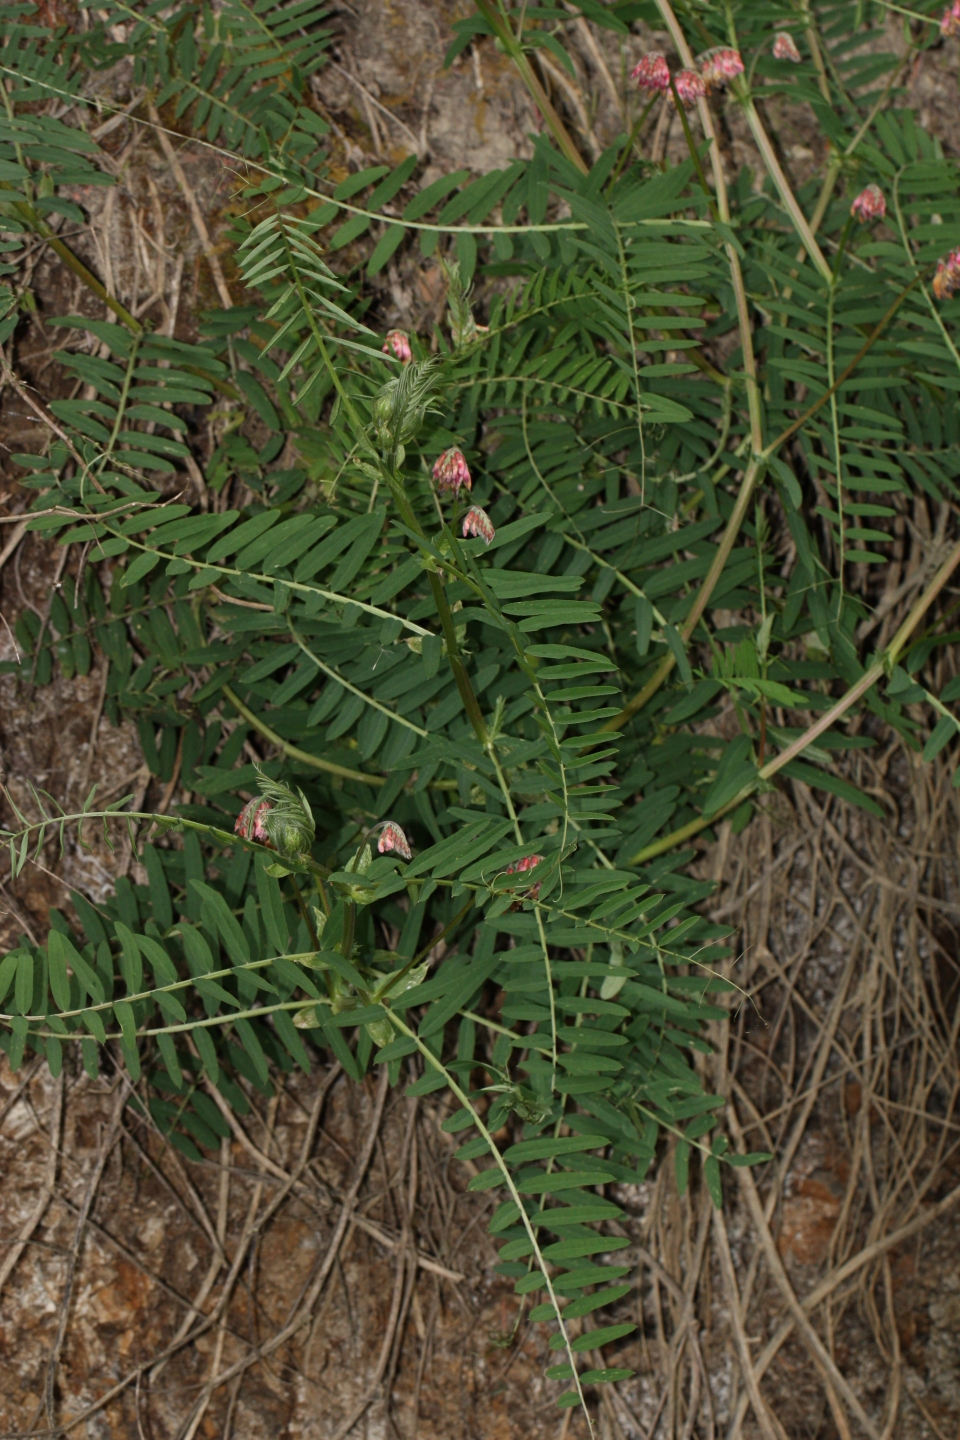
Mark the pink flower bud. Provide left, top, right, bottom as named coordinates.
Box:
left=382, top=330, right=412, bottom=364
left=671, top=69, right=707, bottom=107
left=850, top=184, right=886, bottom=224
left=378, top=821, right=412, bottom=861
left=933, top=247, right=960, bottom=301
left=462, top=506, right=495, bottom=544
left=698, top=47, right=745, bottom=88
left=632, top=52, right=670, bottom=92
left=235, top=797, right=272, bottom=845
left=433, top=447, right=472, bottom=497
left=772, top=31, right=801, bottom=62
left=941, top=1, right=960, bottom=36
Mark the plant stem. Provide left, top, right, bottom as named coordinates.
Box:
left=628, top=532, right=960, bottom=864
left=605, top=265, right=926, bottom=733
left=385, top=476, right=490, bottom=746
left=7, top=196, right=144, bottom=333
left=381, top=1006, right=595, bottom=1436
left=222, top=684, right=389, bottom=786
left=473, top=0, right=588, bottom=174
left=736, top=97, right=832, bottom=284
left=654, top=0, right=763, bottom=456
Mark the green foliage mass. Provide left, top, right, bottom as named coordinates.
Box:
left=2, top=0, right=960, bottom=1416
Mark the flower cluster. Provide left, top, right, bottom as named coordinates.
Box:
left=632, top=46, right=743, bottom=100
left=697, top=47, right=745, bottom=87
left=235, top=769, right=316, bottom=860
left=382, top=329, right=412, bottom=364
left=235, top=797, right=271, bottom=845
left=772, top=31, right=801, bottom=62
left=941, top=1, right=960, bottom=36
left=505, top=853, right=545, bottom=901
left=933, top=248, right=960, bottom=301
left=671, top=69, right=706, bottom=108
left=433, top=447, right=472, bottom=497
left=632, top=51, right=670, bottom=92
left=462, top=506, right=495, bottom=544
left=377, top=821, right=412, bottom=860
left=850, top=184, right=886, bottom=223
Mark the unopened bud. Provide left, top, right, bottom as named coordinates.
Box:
left=265, top=803, right=315, bottom=860
left=772, top=32, right=801, bottom=62
left=433, top=447, right=472, bottom=497
left=462, top=506, right=495, bottom=544
left=252, top=768, right=316, bottom=860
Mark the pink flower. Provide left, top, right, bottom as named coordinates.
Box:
left=941, top=1, right=960, bottom=36
left=462, top=506, right=495, bottom=544
left=772, top=31, right=801, bottom=62
left=850, top=184, right=886, bottom=223
left=933, top=247, right=960, bottom=301
left=671, top=69, right=706, bottom=107
left=433, top=447, right=472, bottom=497
left=378, top=821, right=412, bottom=861
left=632, top=52, right=670, bottom=93
left=698, top=47, right=745, bottom=88
left=382, top=329, right=412, bottom=364
left=506, top=854, right=544, bottom=874
left=235, top=797, right=272, bottom=845
left=505, top=853, right=545, bottom=902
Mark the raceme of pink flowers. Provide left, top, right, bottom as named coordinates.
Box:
left=941, top=1, right=960, bottom=36
left=506, top=855, right=544, bottom=874
left=698, top=47, right=745, bottom=88
left=433, top=447, right=472, bottom=496
left=382, top=329, right=412, bottom=364
left=235, top=797, right=271, bottom=845
left=672, top=69, right=706, bottom=107
left=632, top=52, right=670, bottom=92
left=933, top=248, right=960, bottom=301
left=378, top=821, right=412, bottom=860
left=850, top=184, right=886, bottom=223
left=505, top=853, right=545, bottom=900
left=772, top=31, right=801, bottom=62
left=462, top=506, right=495, bottom=544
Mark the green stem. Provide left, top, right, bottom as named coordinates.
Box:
left=605, top=265, right=926, bottom=732
left=381, top=1006, right=595, bottom=1435
left=472, top=0, right=588, bottom=175
left=7, top=195, right=144, bottom=334
left=606, top=92, right=661, bottom=191
left=629, top=532, right=960, bottom=864
left=386, top=475, right=490, bottom=746
left=372, top=896, right=475, bottom=1003
left=654, top=0, right=763, bottom=457
left=222, top=685, right=390, bottom=786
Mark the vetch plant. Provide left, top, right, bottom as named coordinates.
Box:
left=2, top=0, right=960, bottom=1429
